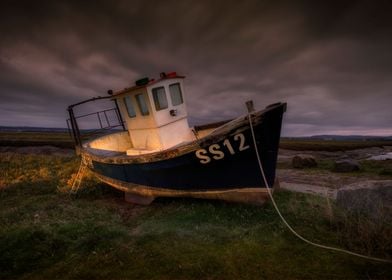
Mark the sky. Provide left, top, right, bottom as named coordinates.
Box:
left=0, top=0, right=391, bottom=136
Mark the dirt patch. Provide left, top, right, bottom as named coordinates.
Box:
left=276, top=168, right=384, bottom=199
left=277, top=169, right=377, bottom=189
left=277, top=147, right=392, bottom=197
left=117, top=203, right=147, bottom=222
left=97, top=195, right=148, bottom=222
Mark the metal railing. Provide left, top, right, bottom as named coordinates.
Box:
left=66, top=96, right=125, bottom=149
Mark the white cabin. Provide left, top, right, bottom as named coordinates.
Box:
left=113, top=72, right=195, bottom=155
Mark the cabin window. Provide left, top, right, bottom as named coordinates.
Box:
left=169, top=83, right=183, bottom=106
left=123, top=96, right=136, bottom=118
left=152, top=87, right=168, bottom=111
left=135, top=93, right=150, bottom=116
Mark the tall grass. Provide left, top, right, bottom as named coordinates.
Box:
left=0, top=132, right=73, bottom=148
left=1, top=152, right=391, bottom=279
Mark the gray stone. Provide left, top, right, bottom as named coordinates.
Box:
left=333, top=159, right=360, bottom=172
left=336, top=180, right=392, bottom=221
left=292, top=155, right=317, bottom=169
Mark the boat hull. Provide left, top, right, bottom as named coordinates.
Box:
left=81, top=102, right=286, bottom=204
left=94, top=171, right=279, bottom=205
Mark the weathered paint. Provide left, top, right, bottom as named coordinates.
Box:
left=91, top=122, right=277, bottom=190
left=114, top=76, right=193, bottom=151
left=94, top=171, right=277, bottom=205
left=87, top=131, right=132, bottom=152
left=81, top=102, right=286, bottom=204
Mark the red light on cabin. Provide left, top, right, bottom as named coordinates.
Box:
left=166, top=72, right=177, bottom=78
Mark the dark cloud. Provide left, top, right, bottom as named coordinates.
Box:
left=0, top=0, right=391, bottom=135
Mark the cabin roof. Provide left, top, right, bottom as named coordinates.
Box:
left=112, top=73, right=185, bottom=97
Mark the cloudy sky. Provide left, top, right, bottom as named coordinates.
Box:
left=1, top=0, right=391, bottom=136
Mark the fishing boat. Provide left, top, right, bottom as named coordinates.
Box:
left=67, top=72, right=286, bottom=205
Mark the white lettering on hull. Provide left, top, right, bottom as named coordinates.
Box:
left=195, top=133, right=250, bottom=164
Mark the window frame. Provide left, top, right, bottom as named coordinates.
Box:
left=152, top=86, right=169, bottom=111
left=123, top=96, right=136, bottom=118
left=169, top=83, right=184, bottom=106
left=135, top=93, right=150, bottom=116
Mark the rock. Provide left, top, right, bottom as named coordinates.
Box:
left=292, top=155, right=317, bottom=169
left=336, top=180, right=392, bottom=221
left=333, top=159, right=360, bottom=172
left=367, top=152, right=392, bottom=161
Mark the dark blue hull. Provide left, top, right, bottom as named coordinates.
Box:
left=84, top=103, right=286, bottom=193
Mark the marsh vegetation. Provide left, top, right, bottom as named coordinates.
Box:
left=1, top=135, right=391, bottom=279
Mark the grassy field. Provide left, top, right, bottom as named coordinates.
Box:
left=0, top=132, right=74, bottom=148
left=277, top=157, right=392, bottom=177
left=1, top=152, right=391, bottom=279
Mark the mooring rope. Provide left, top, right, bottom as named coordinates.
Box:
left=247, top=112, right=392, bottom=263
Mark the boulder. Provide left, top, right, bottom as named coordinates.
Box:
left=336, top=180, right=392, bottom=221
left=333, top=159, right=360, bottom=172
left=292, top=155, right=317, bottom=169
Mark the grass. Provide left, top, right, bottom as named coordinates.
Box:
left=1, top=152, right=392, bottom=279
left=278, top=157, right=392, bottom=179
left=359, top=160, right=392, bottom=177
left=0, top=132, right=74, bottom=148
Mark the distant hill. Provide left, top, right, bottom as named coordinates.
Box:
left=2, top=126, right=392, bottom=141
left=282, top=135, right=392, bottom=141
left=309, top=135, right=392, bottom=141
